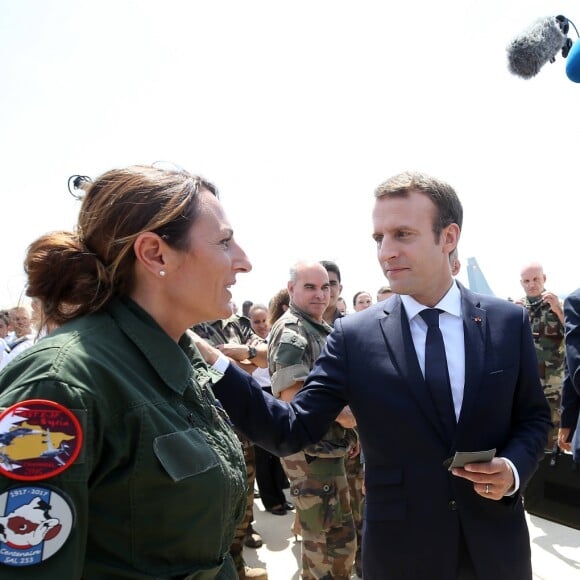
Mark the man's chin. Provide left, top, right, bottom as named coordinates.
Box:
left=305, top=308, right=326, bottom=320
left=386, top=281, right=403, bottom=295
left=214, top=303, right=233, bottom=320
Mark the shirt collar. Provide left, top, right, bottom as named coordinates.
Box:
left=108, top=297, right=201, bottom=396
left=400, top=280, right=462, bottom=321
left=289, top=303, right=333, bottom=333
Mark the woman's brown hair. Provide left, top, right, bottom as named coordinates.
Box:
left=26, top=165, right=216, bottom=328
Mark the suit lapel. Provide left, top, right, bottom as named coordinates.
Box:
left=379, top=297, right=449, bottom=442
left=456, top=288, right=486, bottom=429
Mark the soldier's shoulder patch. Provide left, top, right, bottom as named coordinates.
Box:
left=0, top=485, right=74, bottom=566
left=279, top=312, right=300, bottom=326
left=276, top=330, right=308, bottom=366
left=0, top=400, right=83, bottom=481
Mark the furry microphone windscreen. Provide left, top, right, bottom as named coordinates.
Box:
left=507, top=16, right=567, bottom=79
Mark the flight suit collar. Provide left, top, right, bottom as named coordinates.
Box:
left=107, top=297, right=195, bottom=396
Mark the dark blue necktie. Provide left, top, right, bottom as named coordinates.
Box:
left=419, top=308, right=456, bottom=441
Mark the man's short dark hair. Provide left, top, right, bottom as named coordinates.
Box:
left=320, top=260, right=341, bottom=283
left=374, top=171, right=463, bottom=240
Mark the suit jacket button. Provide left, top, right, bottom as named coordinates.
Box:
left=449, top=500, right=457, bottom=511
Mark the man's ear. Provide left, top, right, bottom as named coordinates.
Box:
left=442, top=223, right=460, bottom=251
left=133, top=232, right=167, bottom=276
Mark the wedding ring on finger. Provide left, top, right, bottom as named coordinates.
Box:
left=485, top=484, right=490, bottom=494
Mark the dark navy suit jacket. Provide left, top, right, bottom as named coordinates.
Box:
left=213, top=283, right=551, bottom=580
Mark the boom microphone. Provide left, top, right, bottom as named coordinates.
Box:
left=507, top=15, right=573, bottom=79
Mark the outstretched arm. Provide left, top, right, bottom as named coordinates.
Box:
left=190, top=330, right=346, bottom=456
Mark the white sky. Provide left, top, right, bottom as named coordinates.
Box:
left=1, top=0, right=579, bottom=310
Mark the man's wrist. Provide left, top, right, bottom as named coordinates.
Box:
left=499, top=457, right=519, bottom=496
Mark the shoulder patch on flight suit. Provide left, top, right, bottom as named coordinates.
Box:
left=0, top=485, right=74, bottom=566
left=275, top=330, right=308, bottom=366
left=0, top=400, right=83, bottom=481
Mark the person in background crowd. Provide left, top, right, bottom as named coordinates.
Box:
left=0, top=304, right=36, bottom=370
left=267, top=287, right=290, bottom=327
left=265, top=260, right=357, bottom=579
left=337, top=296, right=348, bottom=315
left=0, top=164, right=255, bottom=579
left=248, top=303, right=292, bottom=516
left=0, top=310, right=10, bottom=367
left=242, top=300, right=253, bottom=318
left=516, top=262, right=565, bottom=448
left=353, top=291, right=372, bottom=312
left=376, top=285, right=393, bottom=302
left=248, top=304, right=269, bottom=342
left=320, top=260, right=344, bottom=325
left=321, top=259, right=364, bottom=578
left=450, top=248, right=460, bottom=276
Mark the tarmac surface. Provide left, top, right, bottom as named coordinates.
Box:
left=244, top=491, right=580, bottom=579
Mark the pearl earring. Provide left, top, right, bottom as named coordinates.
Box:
left=159, top=270, right=166, bottom=277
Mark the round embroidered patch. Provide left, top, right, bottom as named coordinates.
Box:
left=0, top=485, right=74, bottom=566
left=0, top=400, right=83, bottom=481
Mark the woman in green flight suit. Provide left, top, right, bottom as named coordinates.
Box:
left=0, top=165, right=252, bottom=579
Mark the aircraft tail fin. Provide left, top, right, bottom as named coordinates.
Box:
left=466, top=257, right=494, bottom=296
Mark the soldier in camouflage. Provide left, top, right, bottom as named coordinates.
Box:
left=517, top=262, right=565, bottom=447
left=269, top=261, right=357, bottom=580
left=321, top=260, right=364, bottom=579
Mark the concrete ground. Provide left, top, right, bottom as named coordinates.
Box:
left=244, top=493, right=580, bottom=579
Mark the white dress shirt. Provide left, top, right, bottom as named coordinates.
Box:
left=401, top=282, right=465, bottom=421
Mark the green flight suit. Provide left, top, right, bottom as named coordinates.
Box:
left=0, top=298, right=246, bottom=579
left=192, top=316, right=262, bottom=574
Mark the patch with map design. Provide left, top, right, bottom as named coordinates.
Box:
left=0, top=400, right=83, bottom=481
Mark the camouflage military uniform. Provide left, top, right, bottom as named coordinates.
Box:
left=269, top=304, right=356, bottom=580
left=345, top=436, right=364, bottom=577
left=193, top=317, right=261, bottom=577
left=521, top=295, right=565, bottom=446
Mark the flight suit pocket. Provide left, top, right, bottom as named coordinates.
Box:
left=290, top=479, right=347, bottom=533
left=154, top=429, right=220, bottom=481
left=133, top=426, right=232, bottom=574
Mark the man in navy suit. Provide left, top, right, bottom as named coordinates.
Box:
left=204, top=171, right=551, bottom=579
